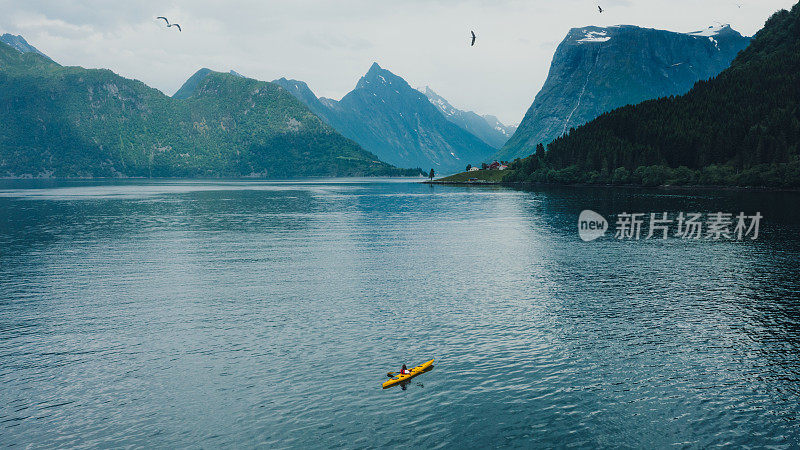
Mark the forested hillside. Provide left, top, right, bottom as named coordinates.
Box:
left=0, top=43, right=419, bottom=178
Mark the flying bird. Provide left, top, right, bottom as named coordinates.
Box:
left=156, top=16, right=182, bottom=32
left=470, top=30, right=476, bottom=46
left=598, top=5, right=604, bottom=13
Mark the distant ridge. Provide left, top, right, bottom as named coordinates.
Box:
left=173, top=69, right=245, bottom=99
left=274, top=63, right=497, bottom=172
left=173, top=68, right=213, bottom=99
left=0, top=33, right=51, bottom=60
left=420, top=86, right=515, bottom=149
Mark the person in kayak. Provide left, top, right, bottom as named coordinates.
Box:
left=400, top=364, right=411, bottom=375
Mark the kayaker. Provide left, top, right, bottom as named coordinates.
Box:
left=400, top=364, right=411, bottom=375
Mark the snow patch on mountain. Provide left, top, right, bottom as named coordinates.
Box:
left=420, top=86, right=515, bottom=148
left=687, top=25, right=732, bottom=50
left=688, top=25, right=728, bottom=37
left=578, top=30, right=610, bottom=43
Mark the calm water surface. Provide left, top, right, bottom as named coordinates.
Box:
left=0, top=179, right=799, bottom=448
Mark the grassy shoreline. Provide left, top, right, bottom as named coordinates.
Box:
left=427, top=169, right=800, bottom=191
left=432, top=169, right=510, bottom=183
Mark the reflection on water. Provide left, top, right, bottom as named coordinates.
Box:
left=0, top=179, right=799, bottom=447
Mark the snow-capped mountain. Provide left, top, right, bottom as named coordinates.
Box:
left=420, top=86, right=516, bottom=149
left=496, top=24, right=751, bottom=161
left=482, top=115, right=517, bottom=139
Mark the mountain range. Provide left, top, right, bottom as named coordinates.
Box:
left=0, top=16, right=785, bottom=182
left=496, top=24, right=751, bottom=162
left=273, top=63, right=498, bottom=173
left=506, top=2, right=800, bottom=187
left=420, top=86, right=516, bottom=149
left=0, top=39, right=418, bottom=178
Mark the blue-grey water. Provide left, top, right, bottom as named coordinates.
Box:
left=1, top=179, right=799, bottom=448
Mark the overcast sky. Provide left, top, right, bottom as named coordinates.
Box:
left=1, top=0, right=796, bottom=123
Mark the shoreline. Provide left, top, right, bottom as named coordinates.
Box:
left=423, top=179, right=800, bottom=192
left=0, top=175, right=427, bottom=181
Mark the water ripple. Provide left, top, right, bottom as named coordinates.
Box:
left=0, top=180, right=799, bottom=447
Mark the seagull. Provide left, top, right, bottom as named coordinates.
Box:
left=598, top=5, right=604, bottom=13
left=470, top=30, right=476, bottom=46
left=157, top=16, right=182, bottom=32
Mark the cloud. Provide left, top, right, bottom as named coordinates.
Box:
left=10, top=13, right=95, bottom=38
left=297, top=32, right=373, bottom=52
left=1, top=0, right=797, bottom=123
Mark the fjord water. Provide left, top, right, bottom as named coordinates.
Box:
left=1, top=179, right=798, bottom=448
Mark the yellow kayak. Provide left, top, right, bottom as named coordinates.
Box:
left=382, top=359, right=434, bottom=389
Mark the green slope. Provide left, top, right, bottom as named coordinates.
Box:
left=507, top=2, right=800, bottom=187
left=0, top=43, right=420, bottom=178
left=172, top=68, right=212, bottom=99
